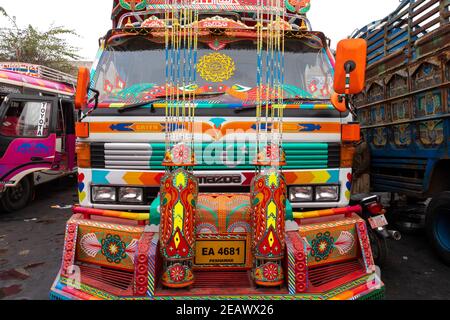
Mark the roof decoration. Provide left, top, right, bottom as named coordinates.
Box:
left=113, top=0, right=312, bottom=28
left=286, top=0, right=311, bottom=14
left=118, top=0, right=311, bottom=13
left=0, top=69, right=75, bottom=95
left=0, top=62, right=77, bottom=86
left=119, top=0, right=148, bottom=10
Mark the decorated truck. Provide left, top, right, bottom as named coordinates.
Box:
left=352, top=0, right=450, bottom=264
left=0, top=63, right=76, bottom=212
left=51, top=0, right=386, bottom=300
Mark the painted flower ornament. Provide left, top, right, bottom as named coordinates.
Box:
left=255, top=144, right=286, bottom=166
left=163, top=143, right=196, bottom=167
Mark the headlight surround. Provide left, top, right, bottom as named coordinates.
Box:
left=92, top=186, right=116, bottom=203
left=289, top=186, right=314, bottom=202
left=316, top=186, right=340, bottom=202
left=119, top=187, right=144, bottom=203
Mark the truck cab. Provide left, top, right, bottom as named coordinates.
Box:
left=51, top=0, right=385, bottom=300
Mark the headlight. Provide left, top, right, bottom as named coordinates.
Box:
left=119, top=187, right=144, bottom=203
left=289, top=186, right=313, bottom=202
left=92, top=186, right=116, bottom=202
left=316, top=186, right=339, bottom=202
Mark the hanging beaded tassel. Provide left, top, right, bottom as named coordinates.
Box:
left=160, top=0, right=199, bottom=289
left=251, top=0, right=288, bottom=288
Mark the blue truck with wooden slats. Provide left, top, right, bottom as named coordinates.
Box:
left=352, top=0, right=450, bottom=264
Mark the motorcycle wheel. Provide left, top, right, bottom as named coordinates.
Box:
left=368, top=228, right=388, bottom=267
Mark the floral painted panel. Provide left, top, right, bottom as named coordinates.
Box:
left=371, top=105, right=390, bottom=124
left=415, top=91, right=443, bottom=117
left=388, top=74, right=408, bottom=98
left=367, top=83, right=384, bottom=103
left=391, top=99, right=411, bottom=121
left=371, top=127, right=388, bottom=148
left=413, top=63, right=441, bottom=91
left=418, top=120, right=444, bottom=147
left=393, top=124, right=412, bottom=148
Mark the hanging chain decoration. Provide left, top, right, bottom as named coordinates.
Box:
left=159, top=0, right=200, bottom=289
left=251, top=0, right=288, bottom=288
left=255, top=0, right=286, bottom=169
left=163, top=0, right=199, bottom=169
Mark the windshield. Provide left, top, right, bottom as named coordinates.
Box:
left=93, top=36, right=334, bottom=105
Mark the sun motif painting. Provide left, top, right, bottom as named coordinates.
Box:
left=196, top=52, right=236, bottom=83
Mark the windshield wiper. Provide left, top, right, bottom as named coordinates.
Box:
left=117, top=100, right=161, bottom=114
left=117, top=92, right=227, bottom=114
left=234, top=98, right=329, bottom=113
left=165, top=92, right=226, bottom=99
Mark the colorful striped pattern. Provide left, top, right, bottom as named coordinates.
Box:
left=91, top=168, right=341, bottom=187
left=71, top=216, right=145, bottom=233
left=285, top=235, right=296, bottom=295
left=52, top=273, right=382, bottom=300
left=147, top=237, right=159, bottom=297
left=284, top=169, right=340, bottom=185
left=74, top=206, right=150, bottom=221
left=293, top=205, right=362, bottom=220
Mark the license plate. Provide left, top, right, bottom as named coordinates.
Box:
left=369, top=215, right=388, bottom=229
left=195, top=239, right=246, bottom=266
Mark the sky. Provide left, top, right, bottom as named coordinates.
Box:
left=0, top=0, right=402, bottom=60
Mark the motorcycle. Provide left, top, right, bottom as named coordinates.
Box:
left=358, top=195, right=401, bottom=267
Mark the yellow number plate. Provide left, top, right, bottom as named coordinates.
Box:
left=195, top=240, right=247, bottom=266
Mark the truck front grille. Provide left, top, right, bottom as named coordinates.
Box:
left=91, top=142, right=341, bottom=170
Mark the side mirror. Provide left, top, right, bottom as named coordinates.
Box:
left=75, top=67, right=90, bottom=110
left=333, top=39, right=367, bottom=95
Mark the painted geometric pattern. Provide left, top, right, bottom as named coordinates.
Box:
left=159, top=169, right=198, bottom=260
left=133, top=232, right=155, bottom=296
left=301, top=224, right=358, bottom=267
left=61, top=223, right=78, bottom=276
left=251, top=169, right=287, bottom=259
left=284, top=170, right=339, bottom=185
left=196, top=194, right=251, bottom=234
left=92, top=168, right=341, bottom=187
left=286, top=232, right=308, bottom=294
left=356, top=221, right=375, bottom=273
left=76, top=225, right=142, bottom=271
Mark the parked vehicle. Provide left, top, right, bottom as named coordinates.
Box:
left=359, top=195, right=401, bottom=266
left=352, top=0, right=450, bottom=264
left=51, top=0, right=385, bottom=300
left=0, top=63, right=77, bottom=212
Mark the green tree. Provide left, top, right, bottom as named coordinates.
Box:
left=0, top=7, right=81, bottom=74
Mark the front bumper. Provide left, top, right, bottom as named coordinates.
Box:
left=50, top=271, right=385, bottom=301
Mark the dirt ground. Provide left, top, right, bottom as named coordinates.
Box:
left=0, top=178, right=449, bottom=300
